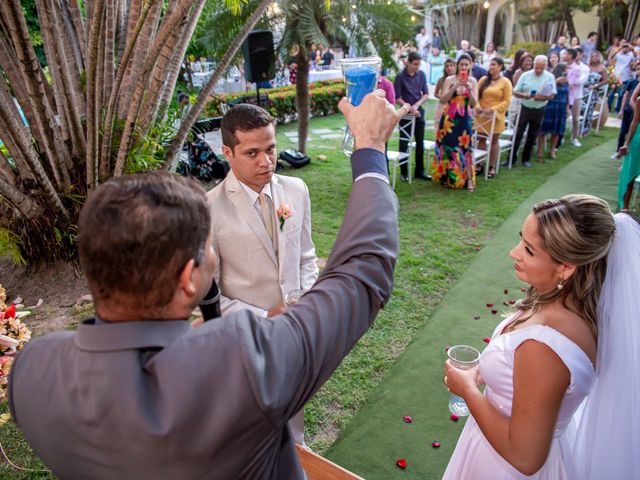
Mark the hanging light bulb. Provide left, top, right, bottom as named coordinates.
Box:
left=342, top=16, right=347, bottom=22
left=410, top=15, right=416, bottom=22
left=483, top=1, right=490, bottom=8
left=351, top=4, right=356, bottom=9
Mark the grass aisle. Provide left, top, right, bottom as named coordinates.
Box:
left=324, top=137, right=621, bottom=479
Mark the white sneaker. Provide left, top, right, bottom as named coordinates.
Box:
left=572, top=138, right=582, bottom=147
left=610, top=152, right=620, bottom=159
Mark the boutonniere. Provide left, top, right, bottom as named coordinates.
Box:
left=276, top=204, right=292, bottom=231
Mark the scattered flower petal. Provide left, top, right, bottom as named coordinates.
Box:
left=473, top=315, right=480, bottom=320
left=450, top=414, right=459, bottom=422
left=403, top=415, right=413, bottom=424
left=491, top=309, right=497, bottom=314
left=483, top=337, right=491, bottom=343
left=396, top=458, right=407, bottom=469
left=486, top=303, right=493, bottom=307
left=432, top=441, right=441, bottom=448
left=503, top=289, right=509, bottom=294
left=509, top=300, right=515, bottom=305
left=520, top=287, right=527, bottom=292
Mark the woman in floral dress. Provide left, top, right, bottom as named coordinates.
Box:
left=432, top=54, right=478, bottom=191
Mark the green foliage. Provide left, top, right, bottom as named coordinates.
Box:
left=125, top=121, right=178, bottom=174
left=203, top=79, right=345, bottom=122
left=519, top=0, right=598, bottom=26
left=0, top=228, right=25, bottom=266
left=507, top=41, right=550, bottom=58
left=20, top=0, right=46, bottom=66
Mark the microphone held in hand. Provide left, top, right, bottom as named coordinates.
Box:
left=200, top=281, right=222, bottom=321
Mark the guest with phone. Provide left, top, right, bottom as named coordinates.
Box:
left=506, top=55, right=556, bottom=168
left=432, top=54, right=478, bottom=191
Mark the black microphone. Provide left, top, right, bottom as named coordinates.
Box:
left=199, top=280, right=221, bottom=321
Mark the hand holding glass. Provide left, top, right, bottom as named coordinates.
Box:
left=339, top=57, right=381, bottom=156
left=447, top=345, right=481, bottom=417
left=285, top=289, right=303, bottom=306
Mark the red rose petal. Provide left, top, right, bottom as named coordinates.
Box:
left=450, top=414, right=459, bottom=422
left=503, top=289, right=509, bottom=294
left=486, top=303, right=493, bottom=307
left=4, top=304, right=16, bottom=319
left=432, top=441, right=441, bottom=448
left=491, top=309, right=497, bottom=314
left=520, top=287, right=527, bottom=292
left=396, top=458, right=407, bottom=469
left=483, top=336, right=491, bottom=343
left=509, top=300, right=515, bottom=305
left=473, top=315, right=481, bottom=320
left=403, top=415, right=413, bottom=424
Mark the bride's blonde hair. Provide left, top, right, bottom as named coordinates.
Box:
left=513, top=194, right=615, bottom=337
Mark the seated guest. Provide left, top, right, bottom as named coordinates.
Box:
left=468, top=50, right=488, bottom=82
left=9, top=92, right=407, bottom=479
left=537, top=63, right=569, bottom=159
left=475, top=58, right=512, bottom=178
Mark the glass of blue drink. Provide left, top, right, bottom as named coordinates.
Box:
left=339, top=57, right=381, bottom=156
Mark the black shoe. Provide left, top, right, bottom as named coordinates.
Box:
left=523, top=161, right=533, bottom=168
left=401, top=174, right=409, bottom=182
left=415, top=174, right=432, bottom=181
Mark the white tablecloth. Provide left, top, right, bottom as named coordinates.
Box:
left=308, top=69, right=342, bottom=83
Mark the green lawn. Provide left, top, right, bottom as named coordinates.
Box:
left=0, top=104, right=619, bottom=477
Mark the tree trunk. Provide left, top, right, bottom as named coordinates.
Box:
left=162, top=0, right=273, bottom=170
left=296, top=51, right=310, bottom=154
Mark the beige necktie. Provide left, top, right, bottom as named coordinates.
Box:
left=258, top=192, right=276, bottom=249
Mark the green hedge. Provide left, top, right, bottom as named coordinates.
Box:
left=506, top=41, right=550, bottom=58
left=203, top=79, right=345, bottom=123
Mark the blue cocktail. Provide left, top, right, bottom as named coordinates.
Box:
left=340, top=57, right=381, bottom=156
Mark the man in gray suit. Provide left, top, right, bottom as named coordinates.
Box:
left=9, top=91, right=409, bottom=479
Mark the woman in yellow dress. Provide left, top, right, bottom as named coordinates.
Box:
left=474, top=58, right=513, bottom=178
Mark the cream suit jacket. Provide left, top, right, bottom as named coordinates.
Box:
left=207, top=170, right=318, bottom=316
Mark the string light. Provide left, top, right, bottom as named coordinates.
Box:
left=483, top=1, right=490, bottom=8
left=410, top=15, right=416, bottom=22
left=351, top=4, right=356, bottom=9
left=342, top=16, right=347, bottom=22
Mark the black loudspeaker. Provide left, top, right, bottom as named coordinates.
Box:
left=242, top=30, right=275, bottom=83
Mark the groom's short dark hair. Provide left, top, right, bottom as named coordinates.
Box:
left=221, top=104, right=275, bottom=152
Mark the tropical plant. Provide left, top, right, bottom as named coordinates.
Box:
left=518, top=0, right=599, bottom=41
left=277, top=0, right=414, bottom=153
left=0, top=0, right=272, bottom=264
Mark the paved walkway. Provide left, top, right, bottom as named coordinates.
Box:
left=325, top=138, right=621, bottom=479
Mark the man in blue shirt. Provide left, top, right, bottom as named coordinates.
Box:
left=394, top=51, right=431, bottom=181
left=505, top=55, right=557, bottom=168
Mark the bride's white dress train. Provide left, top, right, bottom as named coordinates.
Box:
left=442, top=315, right=594, bottom=479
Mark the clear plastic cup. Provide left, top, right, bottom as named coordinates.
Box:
left=339, top=57, right=381, bottom=156
left=447, top=345, right=481, bottom=417
left=285, top=289, right=303, bottom=306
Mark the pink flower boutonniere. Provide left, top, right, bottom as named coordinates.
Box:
left=276, top=204, right=292, bottom=231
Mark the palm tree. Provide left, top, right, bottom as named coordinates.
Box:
left=0, top=0, right=271, bottom=264
left=278, top=0, right=414, bottom=153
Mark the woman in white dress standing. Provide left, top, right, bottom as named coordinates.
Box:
left=442, top=194, right=640, bottom=479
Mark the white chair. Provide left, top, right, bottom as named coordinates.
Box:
left=501, top=105, right=521, bottom=169
left=387, top=115, right=416, bottom=189
left=594, top=84, right=609, bottom=134
left=472, top=109, right=496, bottom=179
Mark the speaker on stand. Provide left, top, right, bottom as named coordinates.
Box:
left=242, top=30, right=276, bottom=107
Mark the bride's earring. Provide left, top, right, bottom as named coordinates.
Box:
left=557, top=276, right=565, bottom=290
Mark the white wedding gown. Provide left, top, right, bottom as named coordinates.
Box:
left=442, top=314, right=595, bottom=479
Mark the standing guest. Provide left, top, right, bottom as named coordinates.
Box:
left=8, top=91, right=406, bottom=479
left=507, top=55, right=557, bottom=168
left=482, top=42, right=498, bottom=69
left=548, top=35, right=567, bottom=56
left=548, top=51, right=560, bottom=71
left=432, top=54, right=478, bottom=191
left=378, top=69, right=396, bottom=173
left=610, top=43, right=635, bottom=112
left=606, top=36, right=622, bottom=64
left=394, top=51, right=431, bottom=181
left=572, top=48, right=591, bottom=140
left=475, top=58, right=512, bottom=178
left=618, top=96, right=640, bottom=211
left=428, top=47, right=446, bottom=85
left=570, top=35, right=581, bottom=48
left=321, top=47, right=335, bottom=68
left=431, top=27, right=443, bottom=50
left=456, top=40, right=471, bottom=60
left=468, top=50, right=488, bottom=82
left=538, top=63, right=569, bottom=160
left=581, top=32, right=598, bottom=60
left=208, top=105, right=319, bottom=445
left=587, top=51, right=609, bottom=88
left=415, top=27, right=429, bottom=52
left=505, top=49, right=526, bottom=84
left=288, top=62, right=297, bottom=85
left=434, top=58, right=457, bottom=126
left=512, top=53, right=534, bottom=87
left=613, top=61, right=640, bottom=159
left=564, top=48, right=585, bottom=147
left=443, top=194, right=640, bottom=480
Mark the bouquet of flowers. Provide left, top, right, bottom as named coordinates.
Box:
left=607, top=66, right=623, bottom=90
left=0, top=284, right=31, bottom=405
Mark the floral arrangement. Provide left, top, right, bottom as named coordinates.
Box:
left=607, top=66, right=623, bottom=90
left=276, top=204, right=292, bottom=231
left=0, top=284, right=31, bottom=405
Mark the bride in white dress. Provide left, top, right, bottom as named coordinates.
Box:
left=442, top=194, right=640, bottom=479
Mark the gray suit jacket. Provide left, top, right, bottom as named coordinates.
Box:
left=9, top=149, right=398, bottom=479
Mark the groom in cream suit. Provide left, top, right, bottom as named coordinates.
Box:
left=207, top=104, right=318, bottom=443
